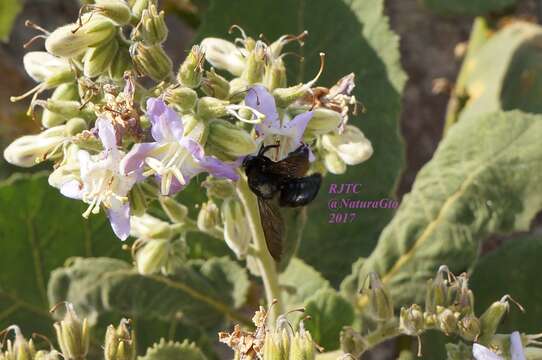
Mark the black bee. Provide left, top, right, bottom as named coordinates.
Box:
left=242, top=143, right=322, bottom=261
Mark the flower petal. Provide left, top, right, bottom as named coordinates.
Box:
left=121, top=142, right=158, bottom=176
left=473, top=344, right=504, bottom=360
left=510, top=332, right=526, bottom=360
left=146, top=97, right=184, bottom=142
left=284, top=111, right=313, bottom=144
left=59, top=179, right=83, bottom=199
left=245, top=85, right=279, bottom=127
left=96, top=117, right=117, bottom=151
left=200, top=156, right=240, bottom=181
left=107, top=203, right=131, bottom=241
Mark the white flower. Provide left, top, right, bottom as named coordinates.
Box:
left=473, top=332, right=526, bottom=360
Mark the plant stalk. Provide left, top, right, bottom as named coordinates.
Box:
left=236, top=174, right=284, bottom=323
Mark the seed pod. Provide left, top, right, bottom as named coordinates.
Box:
left=104, top=319, right=136, bottom=360
left=263, top=59, right=287, bottom=91
left=139, top=4, right=168, bottom=44
left=94, top=0, right=132, bottom=26
left=53, top=303, right=90, bottom=360
left=207, top=119, right=256, bottom=158
left=83, top=38, right=119, bottom=78
left=289, top=330, right=316, bottom=360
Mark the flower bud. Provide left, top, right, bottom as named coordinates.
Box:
left=131, top=0, right=150, bottom=19
left=399, top=304, right=424, bottom=336
left=263, top=59, right=287, bottom=91
left=206, top=119, right=256, bottom=158
left=46, top=15, right=116, bottom=58
left=135, top=239, right=171, bottom=275
left=229, top=77, right=249, bottom=102
left=1, top=326, right=36, bottom=360
left=66, top=117, right=88, bottom=136
left=202, top=177, right=236, bottom=199
left=53, top=303, right=90, bottom=360
left=323, top=151, right=346, bottom=175
left=104, top=319, right=136, bottom=360
left=273, top=84, right=309, bottom=108
left=132, top=43, right=172, bottom=81
left=128, top=184, right=147, bottom=217
left=242, top=41, right=266, bottom=84
left=94, top=0, right=132, bottom=26
left=83, top=38, right=119, bottom=78
left=159, top=196, right=188, bottom=223
left=263, top=328, right=290, bottom=360
left=130, top=213, right=172, bottom=240
left=42, top=82, right=79, bottom=128
left=164, top=86, right=198, bottom=112
left=108, top=45, right=132, bottom=80
left=222, top=198, right=251, bottom=259
left=3, top=126, right=66, bottom=167
left=34, top=350, right=61, bottom=360
left=340, top=327, right=366, bottom=358
left=322, top=125, right=373, bottom=166
left=478, top=296, right=511, bottom=345
left=458, top=315, right=481, bottom=341
left=436, top=306, right=459, bottom=335
left=197, top=200, right=220, bottom=232
left=23, top=52, right=70, bottom=83
left=196, top=97, right=228, bottom=120
left=425, top=267, right=449, bottom=314
left=289, top=329, right=316, bottom=360
left=139, top=4, right=167, bottom=44
left=363, top=272, right=394, bottom=322
left=200, top=38, right=245, bottom=76
left=202, top=68, right=230, bottom=100
left=36, top=99, right=92, bottom=128
left=177, top=45, right=204, bottom=88
left=303, top=108, right=342, bottom=138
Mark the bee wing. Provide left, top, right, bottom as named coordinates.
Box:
left=257, top=197, right=284, bottom=261
left=266, top=145, right=310, bottom=178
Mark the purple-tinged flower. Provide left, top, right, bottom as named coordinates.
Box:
left=57, top=118, right=137, bottom=240
left=473, top=332, right=526, bottom=360
left=121, top=98, right=239, bottom=195
left=244, top=85, right=313, bottom=161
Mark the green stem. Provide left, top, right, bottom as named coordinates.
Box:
left=363, top=320, right=402, bottom=354
left=236, top=175, right=284, bottom=323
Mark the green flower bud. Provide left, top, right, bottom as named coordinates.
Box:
left=128, top=184, right=147, bottom=217
left=340, top=327, right=366, bottom=358
left=458, top=315, right=481, bottom=341
left=108, top=45, right=132, bottom=80
left=135, top=239, right=171, bottom=275
left=132, top=43, right=172, bottom=81
left=65, top=117, right=88, bottom=136
left=425, top=267, right=449, bottom=314
left=399, top=304, right=424, bottom=336
left=263, top=59, right=287, bottom=91
left=23, top=51, right=72, bottom=84
left=436, top=306, right=459, bottom=335
left=228, top=77, right=249, bottom=102
left=159, top=196, right=188, bottom=223
left=200, top=37, right=245, bottom=76
left=478, top=296, right=511, bottom=345
left=222, top=198, right=251, bottom=259
left=139, top=4, right=167, bottom=44
left=94, top=0, right=132, bottom=26
left=0, top=326, right=36, bottom=360
left=3, top=126, right=66, bottom=167
left=131, top=0, right=150, bottom=20
left=35, top=99, right=93, bottom=127
left=104, top=319, right=136, bottom=360
left=289, top=330, right=316, bottom=360
left=197, top=200, right=220, bottom=232
left=53, top=303, right=90, bottom=360
left=322, top=125, right=373, bottom=166
left=202, top=177, right=236, bottom=199
left=303, top=108, right=342, bottom=139
left=242, top=40, right=266, bottom=84
left=323, top=151, right=346, bottom=175
left=273, top=84, right=308, bottom=108
left=83, top=38, right=119, bottom=78
left=263, top=328, right=290, bottom=360
left=202, top=68, right=230, bottom=100
left=164, top=86, right=198, bottom=112
left=130, top=214, right=172, bottom=240
left=42, top=82, right=79, bottom=128
left=196, top=97, right=228, bottom=120
left=182, top=114, right=208, bottom=143
left=34, top=350, right=61, bottom=360
left=363, top=272, right=394, bottom=322
left=177, top=45, right=205, bottom=88
left=46, top=15, right=116, bottom=58
left=207, top=119, right=256, bottom=158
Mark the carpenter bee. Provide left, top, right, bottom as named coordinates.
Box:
left=242, top=143, right=322, bottom=261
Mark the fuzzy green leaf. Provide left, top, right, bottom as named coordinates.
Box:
left=0, top=173, right=124, bottom=334
left=471, top=236, right=542, bottom=333
left=302, top=289, right=354, bottom=351
left=0, top=0, right=22, bottom=42
left=420, top=0, right=516, bottom=16
left=196, top=0, right=406, bottom=285
left=139, top=339, right=207, bottom=360
left=348, top=111, right=542, bottom=307
left=48, top=256, right=250, bottom=329
left=279, top=258, right=331, bottom=308
left=459, top=22, right=542, bottom=122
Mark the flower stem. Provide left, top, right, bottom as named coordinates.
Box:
left=236, top=175, right=284, bottom=323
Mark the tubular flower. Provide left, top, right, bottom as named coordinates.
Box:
left=54, top=118, right=137, bottom=240
left=245, top=85, right=313, bottom=161
left=121, top=98, right=239, bottom=195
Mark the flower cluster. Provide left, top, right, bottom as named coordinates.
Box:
left=3, top=0, right=372, bottom=270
